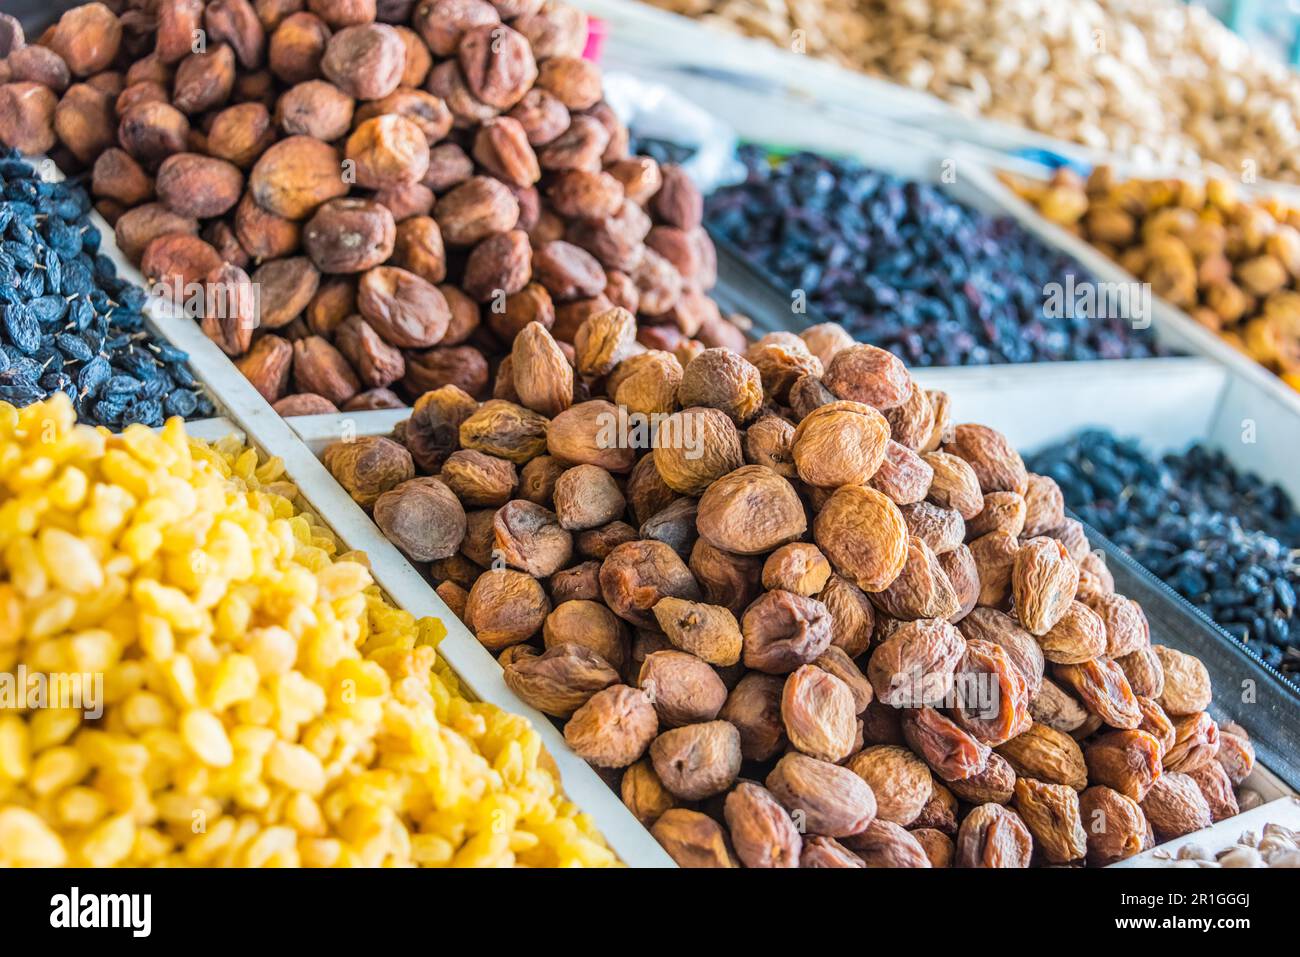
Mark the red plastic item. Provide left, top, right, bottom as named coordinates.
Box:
left=583, top=16, right=607, bottom=62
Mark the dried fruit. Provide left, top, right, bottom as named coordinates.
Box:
left=800, top=836, right=865, bottom=868
left=600, top=539, right=701, bottom=628
left=324, top=435, right=415, bottom=508
left=951, top=639, right=1031, bottom=746
left=947, top=751, right=1016, bottom=804
left=652, top=597, right=742, bottom=666
left=1054, top=657, right=1142, bottom=729
left=844, top=819, right=931, bottom=867
left=1140, top=772, right=1213, bottom=842
left=791, top=401, right=890, bottom=488
left=955, top=803, right=1032, bottom=868
left=815, top=574, right=876, bottom=658
left=922, top=451, right=984, bottom=519
left=677, top=348, right=763, bottom=424
left=697, top=465, right=807, bottom=556
left=1116, top=646, right=1165, bottom=699
left=719, top=673, right=785, bottom=761
left=1030, top=678, right=1091, bottom=734
left=901, top=706, right=992, bottom=782
left=1022, top=473, right=1066, bottom=537
left=1216, top=725, right=1256, bottom=785
left=944, top=423, right=1028, bottom=495
left=301, top=199, right=397, bottom=275
left=1084, top=729, right=1163, bottom=802
left=867, top=619, right=965, bottom=709
left=373, top=476, right=466, bottom=562
left=1012, top=777, right=1087, bottom=863
left=650, top=720, right=742, bottom=800
left=869, top=537, right=959, bottom=621
left=1012, top=537, right=1080, bottom=635
left=504, top=642, right=620, bottom=718
left=1186, top=761, right=1240, bottom=823
left=724, top=781, right=801, bottom=869
left=650, top=809, right=736, bottom=868
left=548, top=399, right=637, bottom=472
left=997, top=723, right=1087, bottom=790
left=781, top=665, right=857, bottom=762
left=1153, top=644, right=1212, bottom=716
left=845, top=745, right=932, bottom=825
left=867, top=441, right=934, bottom=505
left=565, top=684, right=658, bottom=768
left=765, top=752, right=877, bottom=838
left=741, top=590, right=834, bottom=674
left=1163, top=711, right=1220, bottom=774
left=822, top=343, right=911, bottom=411
left=957, top=607, right=1044, bottom=695
left=968, top=530, right=1019, bottom=607
left=813, top=485, right=908, bottom=592
left=652, top=407, right=744, bottom=495
left=1078, top=786, right=1147, bottom=866
left=1039, top=600, right=1107, bottom=665
left=620, top=759, right=677, bottom=828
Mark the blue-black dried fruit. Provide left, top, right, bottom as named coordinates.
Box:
left=1028, top=432, right=1300, bottom=682
left=706, top=146, right=1165, bottom=366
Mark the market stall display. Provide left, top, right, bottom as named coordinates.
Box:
left=636, top=0, right=1300, bottom=184
left=706, top=146, right=1160, bottom=365
left=0, top=0, right=1294, bottom=874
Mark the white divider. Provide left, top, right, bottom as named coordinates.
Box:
left=82, top=212, right=675, bottom=868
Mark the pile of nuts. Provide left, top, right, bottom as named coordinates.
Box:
left=324, top=309, right=1250, bottom=867
left=1155, top=820, right=1300, bottom=868
left=1003, top=166, right=1300, bottom=392
left=643, top=0, right=1300, bottom=182
left=0, top=0, right=736, bottom=417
